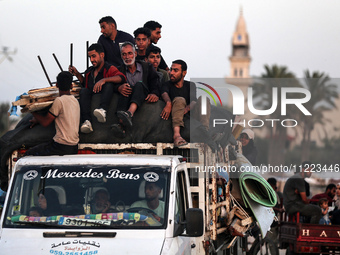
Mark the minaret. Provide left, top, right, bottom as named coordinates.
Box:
left=229, top=8, right=251, bottom=78
left=226, top=8, right=252, bottom=113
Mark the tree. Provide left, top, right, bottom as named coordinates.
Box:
left=0, top=102, right=20, bottom=137
left=252, top=64, right=299, bottom=166
left=299, top=70, right=338, bottom=161
left=0, top=103, right=10, bottom=136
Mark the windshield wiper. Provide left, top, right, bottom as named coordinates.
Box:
left=43, top=231, right=116, bottom=238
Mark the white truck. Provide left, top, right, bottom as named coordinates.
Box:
left=0, top=142, right=252, bottom=255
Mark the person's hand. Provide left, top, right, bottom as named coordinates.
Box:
left=152, top=213, right=161, bottom=222
left=68, top=65, right=79, bottom=76
left=145, top=94, right=159, bottom=103
left=118, top=83, right=132, bottom=97
left=102, top=201, right=111, bottom=213
left=161, top=102, right=172, bottom=120
left=184, top=105, right=190, bottom=114
left=29, top=117, right=38, bottom=128
left=93, top=79, right=105, bottom=93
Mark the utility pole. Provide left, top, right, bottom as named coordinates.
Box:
left=0, top=46, right=17, bottom=64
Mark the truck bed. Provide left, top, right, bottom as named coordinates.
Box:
left=279, top=216, right=340, bottom=254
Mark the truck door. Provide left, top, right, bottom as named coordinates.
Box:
left=172, top=168, right=192, bottom=254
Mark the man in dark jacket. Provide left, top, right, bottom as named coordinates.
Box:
left=97, top=16, right=135, bottom=67
left=111, top=42, right=160, bottom=137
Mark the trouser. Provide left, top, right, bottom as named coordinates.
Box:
left=79, top=82, right=114, bottom=122
left=24, top=140, right=78, bottom=156
left=286, top=203, right=322, bottom=224
left=116, top=81, right=148, bottom=112
left=171, top=96, right=211, bottom=129
left=331, top=209, right=340, bottom=225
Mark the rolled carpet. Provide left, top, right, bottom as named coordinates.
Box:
left=239, top=172, right=277, bottom=208
left=238, top=169, right=277, bottom=236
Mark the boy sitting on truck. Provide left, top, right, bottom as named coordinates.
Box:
left=25, top=71, right=80, bottom=156
left=319, top=198, right=331, bottom=225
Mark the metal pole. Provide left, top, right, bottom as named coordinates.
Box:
left=70, top=43, right=73, bottom=67
left=86, top=41, right=89, bottom=69
left=37, top=56, right=53, bottom=87
left=52, top=53, right=63, bottom=71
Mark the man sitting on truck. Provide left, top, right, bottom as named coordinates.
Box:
left=25, top=71, right=80, bottom=156
left=160, top=59, right=210, bottom=147
left=283, top=161, right=322, bottom=224
left=133, top=27, right=151, bottom=61
left=69, top=43, right=126, bottom=133
left=143, top=20, right=168, bottom=71
left=145, top=45, right=169, bottom=85
left=97, top=16, right=135, bottom=67
left=130, top=181, right=164, bottom=220
left=111, top=42, right=160, bottom=137
left=310, top=183, right=336, bottom=206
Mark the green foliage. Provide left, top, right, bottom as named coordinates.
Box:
left=0, top=103, right=10, bottom=136
left=286, top=136, right=340, bottom=165
left=251, top=64, right=298, bottom=166
left=0, top=102, right=21, bottom=137
left=298, top=70, right=338, bottom=161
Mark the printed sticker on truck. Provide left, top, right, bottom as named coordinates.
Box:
left=49, top=240, right=100, bottom=255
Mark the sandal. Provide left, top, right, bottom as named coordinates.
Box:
left=111, top=123, right=126, bottom=138
left=174, top=136, right=188, bottom=147
left=117, top=111, right=133, bottom=128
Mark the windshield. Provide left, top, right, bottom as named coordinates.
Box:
left=4, top=164, right=169, bottom=229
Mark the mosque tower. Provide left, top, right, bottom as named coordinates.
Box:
left=226, top=8, right=252, bottom=113
left=229, top=8, right=251, bottom=78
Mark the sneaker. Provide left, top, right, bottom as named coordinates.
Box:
left=117, top=111, right=133, bottom=128
left=94, top=108, right=106, bottom=123
left=80, top=120, right=93, bottom=133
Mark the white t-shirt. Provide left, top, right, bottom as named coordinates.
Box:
left=49, top=95, right=80, bottom=146
left=130, top=200, right=165, bottom=218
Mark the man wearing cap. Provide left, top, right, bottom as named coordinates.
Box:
left=240, top=129, right=258, bottom=165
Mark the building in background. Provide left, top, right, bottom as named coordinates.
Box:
left=226, top=8, right=253, bottom=119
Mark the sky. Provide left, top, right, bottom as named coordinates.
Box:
left=1, top=0, right=340, bottom=104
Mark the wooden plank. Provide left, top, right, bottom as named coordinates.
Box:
left=241, top=216, right=254, bottom=226
left=12, top=98, right=32, bottom=106
left=28, top=86, right=57, bottom=93
left=28, top=91, right=58, bottom=98
left=22, top=101, right=53, bottom=113
left=13, top=84, right=81, bottom=111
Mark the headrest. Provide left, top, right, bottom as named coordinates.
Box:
left=45, top=185, right=66, bottom=205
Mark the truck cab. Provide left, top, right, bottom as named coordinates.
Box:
left=0, top=154, right=203, bottom=255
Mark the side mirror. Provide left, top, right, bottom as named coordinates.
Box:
left=186, top=208, right=203, bottom=237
